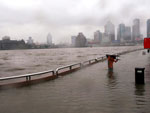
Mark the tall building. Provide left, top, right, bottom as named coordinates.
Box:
left=94, top=30, right=102, bottom=44
left=27, top=37, right=34, bottom=45
left=124, top=26, right=131, bottom=41
left=147, top=19, right=150, bottom=37
left=132, top=19, right=140, bottom=41
left=117, top=23, right=126, bottom=42
left=104, top=21, right=115, bottom=42
left=75, top=32, right=87, bottom=47
left=47, top=33, right=52, bottom=45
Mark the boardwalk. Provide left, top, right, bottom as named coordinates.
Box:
left=0, top=50, right=150, bottom=113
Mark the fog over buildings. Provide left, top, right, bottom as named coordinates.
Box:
left=0, top=0, right=150, bottom=44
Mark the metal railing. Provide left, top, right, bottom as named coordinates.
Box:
left=82, top=58, right=97, bottom=65
left=0, top=48, right=142, bottom=86
left=56, top=56, right=107, bottom=75
left=0, top=56, right=106, bottom=82
left=82, top=56, right=106, bottom=65
left=96, top=56, right=107, bottom=61
left=0, top=70, right=55, bottom=81
left=56, top=63, right=82, bottom=75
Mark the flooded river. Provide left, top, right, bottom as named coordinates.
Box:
left=0, top=48, right=150, bottom=113
left=0, top=46, right=142, bottom=77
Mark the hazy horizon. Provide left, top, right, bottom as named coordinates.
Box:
left=0, top=0, right=149, bottom=44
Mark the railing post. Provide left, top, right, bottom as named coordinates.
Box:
left=26, top=76, right=31, bottom=81
left=89, top=60, right=91, bottom=64
left=26, top=76, right=28, bottom=81
left=52, top=71, right=55, bottom=76
left=56, top=70, right=58, bottom=76
left=29, top=76, right=31, bottom=81
left=69, top=66, right=72, bottom=70
left=95, top=59, right=98, bottom=62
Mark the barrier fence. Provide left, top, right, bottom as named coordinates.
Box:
left=0, top=48, right=143, bottom=87
left=0, top=70, right=55, bottom=81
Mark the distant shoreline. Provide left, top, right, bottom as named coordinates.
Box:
left=0, top=44, right=143, bottom=51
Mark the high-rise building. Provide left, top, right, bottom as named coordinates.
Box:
left=75, top=32, right=87, bottom=47
left=27, top=37, right=34, bottom=45
left=132, top=19, right=140, bottom=41
left=94, top=30, right=102, bottom=44
left=47, top=33, right=52, bottom=45
left=124, top=26, right=131, bottom=41
left=147, top=19, right=150, bottom=37
left=117, top=23, right=126, bottom=42
left=104, top=21, right=115, bottom=42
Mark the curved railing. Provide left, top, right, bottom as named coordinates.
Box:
left=56, top=63, right=82, bottom=75
left=0, top=70, right=55, bottom=81
left=0, top=48, right=144, bottom=87
left=0, top=56, right=106, bottom=87
left=55, top=56, right=106, bottom=75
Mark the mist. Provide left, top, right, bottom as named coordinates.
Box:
left=0, top=0, right=149, bottom=44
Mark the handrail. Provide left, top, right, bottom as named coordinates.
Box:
left=96, top=56, right=106, bottom=61
left=56, top=63, right=82, bottom=75
left=0, top=70, right=55, bottom=81
left=0, top=49, right=143, bottom=86
left=82, top=58, right=96, bottom=64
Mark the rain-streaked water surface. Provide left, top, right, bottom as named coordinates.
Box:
left=0, top=46, right=150, bottom=113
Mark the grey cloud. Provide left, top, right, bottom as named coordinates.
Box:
left=0, top=0, right=149, bottom=43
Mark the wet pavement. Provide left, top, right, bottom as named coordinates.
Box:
left=0, top=50, right=150, bottom=113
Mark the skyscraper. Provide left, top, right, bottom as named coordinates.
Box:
left=117, top=23, right=126, bottom=42
left=132, top=19, right=140, bottom=41
left=47, top=33, right=52, bottom=45
left=75, top=32, right=87, bottom=47
left=124, top=26, right=131, bottom=41
left=147, top=19, right=150, bottom=37
left=104, top=21, right=115, bottom=42
left=94, top=30, right=102, bottom=44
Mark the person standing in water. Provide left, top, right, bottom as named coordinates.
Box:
left=106, top=54, right=118, bottom=71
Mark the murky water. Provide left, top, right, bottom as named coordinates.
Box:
left=0, top=46, right=142, bottom=77
left=0, top=50, right=150, bottom=113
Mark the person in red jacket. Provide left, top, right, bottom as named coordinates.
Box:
left=106, top=55, right=118, bottom=71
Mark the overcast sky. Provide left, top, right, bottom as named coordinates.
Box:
left=0, top=0, right=149, bottom=44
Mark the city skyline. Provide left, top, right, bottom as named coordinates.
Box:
left=0, top=0, right=150, bottom=43
left=1, top=18, right=149, bottom=45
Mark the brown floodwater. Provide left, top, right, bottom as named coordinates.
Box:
left=0, top=49, right=150, bottom=113
left=0, top=46, right=142, bottom=77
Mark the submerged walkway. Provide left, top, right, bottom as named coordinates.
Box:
left=0, top=50, right=150, bottom=113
